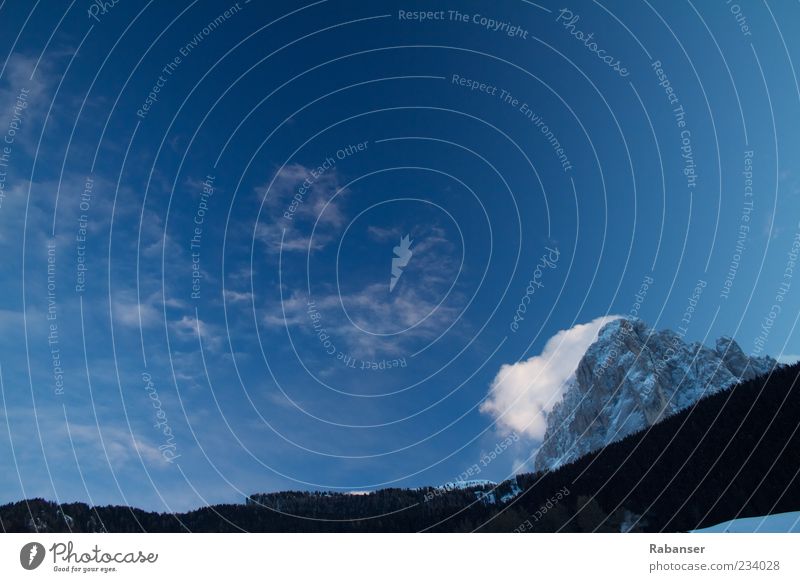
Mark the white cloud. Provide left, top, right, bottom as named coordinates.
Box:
left=255, top=163, right=348, bottom=254
left=481, top=315, right=621, bottom=440
left=262, top=281, right=462, bottom=359
left=170, top=314, right=225, bottom=353
left=112, top=296, right=160, bottom=328
left=262, top=290, right=311, bottom=328
left=113, top=290, right=188, bottom=330
left=257, top=221, right=464, bottom=357
left=0, top=53, right=51, bottom=151
left=223, top=289, right=253, bottom=303
left=366, top=225, right=401, bottom=241
left=68, top=424, right=168, bottom=467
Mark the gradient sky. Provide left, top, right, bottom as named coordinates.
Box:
left=1, top=0, right=799, bottom=511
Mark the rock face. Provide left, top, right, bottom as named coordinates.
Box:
left=533, top=318, right=777, bottom=472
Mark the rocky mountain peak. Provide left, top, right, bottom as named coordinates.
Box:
left=533, top=318, right=777, bottom=472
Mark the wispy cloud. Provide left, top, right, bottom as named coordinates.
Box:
left=263, top=285, right=462, bottom=360
left=112, top=291, right=162, bottom=328
left=67, top=423, right=168, bottom=468
left=255, top=163, right=348, bottom=254
left=223, top=289, right=253, bottom=303
left=170, top=314, right=225, bottom=353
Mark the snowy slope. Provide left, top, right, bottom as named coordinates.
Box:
left=691, top=511, right=800, bottom=533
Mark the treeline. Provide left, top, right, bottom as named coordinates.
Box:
left=2, top=363, right=799, bottom=532
left=506, top=360, right=800, bottom=532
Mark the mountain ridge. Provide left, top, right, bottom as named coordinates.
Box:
left=533, top=318, right=777, bottom=472
left=2, top=362, right=799, bottom=532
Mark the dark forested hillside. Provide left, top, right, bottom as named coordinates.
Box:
left=3, top=363, right=799, bottom=533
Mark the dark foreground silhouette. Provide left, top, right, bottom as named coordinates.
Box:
left=2, top=363, right=799, bottom=532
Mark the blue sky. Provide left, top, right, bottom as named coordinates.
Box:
left=1, top=0, right=799, bottom=511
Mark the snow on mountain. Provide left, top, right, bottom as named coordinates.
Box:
left=499, top=479, right=522, bottom=503
left=534, top=318, right=777, bottom=472
left=433, top=478, right=522, bottom=506
left=438, top=479, right=496, bottom=491
left=691, top=511, right=800, bottom=533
